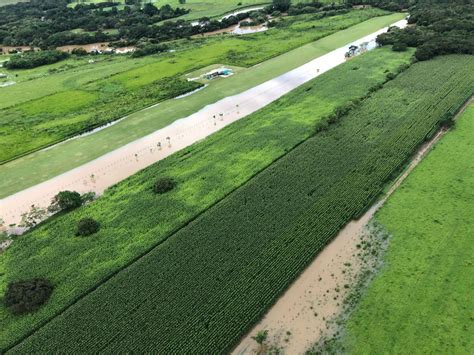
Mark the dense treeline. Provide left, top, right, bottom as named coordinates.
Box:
left=0, top=0, right=354, bottom=48
left=0, top=0, right=187, bottom=47
left=373, top=0, right=473, bottom=60
left=130, top=2, right=353, bottom=44
left=4, top=50, right=69, bottom=69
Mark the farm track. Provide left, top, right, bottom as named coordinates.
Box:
left=0, top=19, right=407, bottom=228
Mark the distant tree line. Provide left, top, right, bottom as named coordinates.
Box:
left=4, top=50, right=70, bottom=69
left=0, top=0, right=188, bottom=48
left=375, top=0, right=473, bottom=60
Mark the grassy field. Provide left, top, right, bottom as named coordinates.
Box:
left=0, top=48, right=413, bottom=352
left=0, top=12, right=405, bottom=197
left=339, top=103, right=474, bottom=354
left=0, top=9, right=389, bottom=164
left=4, top=55, right=473, bottom=353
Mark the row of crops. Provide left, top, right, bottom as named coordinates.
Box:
left=8, top=55, right=474, bottom=353
left=0, top=48, right=412, bottom=351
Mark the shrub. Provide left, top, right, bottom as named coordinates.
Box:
left=49, top=191, right=83, bottom=212
left=153, top=177, right=176, bottom=194
left=76, top=218, right=100, bottom=236
left=4, top=279, right=53, bottom=315
left=71, top=48, right=88, bottom=56
left=392, top=42, right=407, bottom=52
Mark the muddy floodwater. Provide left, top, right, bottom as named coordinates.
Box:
left=56, top=42, right=135, bottom=54
left=196, top=20, right=268, bottom=37
left=0, top=19, right=407, bottom=230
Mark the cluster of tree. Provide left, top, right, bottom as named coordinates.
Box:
left=4, top=50, right=69, bottom=69
left=0, top=0, right=188, bottom=47
left=376, top=0, right=473, bottom=60
left=118, top=11, right=250, bottom=42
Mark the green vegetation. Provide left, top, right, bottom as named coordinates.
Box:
left=0, top=9, right=390, bottom=164
left=376, top=0, right=474, bottom=60
left=4, top=55, right=473, bottom=353
left=341, top=103, right=474, bottom=354
left=0, top=13, right=405, bottom=196
left=0, top=0, right=188, bottom=47
left=0, top=0, right=27, bottom=6
left=4, top=279, right=53, bottom=315
left=3, top=50, right=69, bottom=69
left=76, top=218, right=100, bottom=236
left=0, top=47, right=413, bottom=352
left=0, top=9, right=389, bottom=163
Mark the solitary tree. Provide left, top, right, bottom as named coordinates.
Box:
left=49, top=190, right=83, bottom=212
left=76, top=218, right=100, bottom=237
left=153, top=177, right=177, bottom=194
left=4, top=279, right=53, bottom=315
left=252, top=329, right=268, bottom=353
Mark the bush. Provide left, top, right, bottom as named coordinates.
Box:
left=4, top=279, right=53, bottom=315
left=76, top=218, right=100, bottom=236
left=153, top=177, right=176, bottom=194
left=49, top=190, right=83, bottom=212
left=71, top=48, right=88, bottom=56
left=392, top=42, right=407, bottom=52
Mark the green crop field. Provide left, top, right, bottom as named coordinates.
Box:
left=0, top=12, right=404, bottom=196
left=3, top=55, right=473, bottom=353
left=0, top=47, right=413, bottom=352
left=0, top=8, right=389, bottom=164
left=339, top=103, right=474, bottom=354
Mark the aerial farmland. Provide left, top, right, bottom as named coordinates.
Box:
left=0, top=0, right=472, bottom=353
